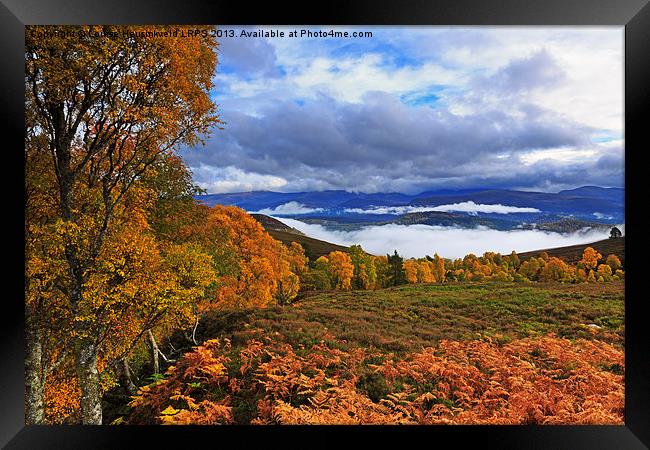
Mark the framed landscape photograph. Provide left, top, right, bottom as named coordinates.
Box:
left=3, top=0, right=649, bottom=448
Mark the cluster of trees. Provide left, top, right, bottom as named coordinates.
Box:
left=439, top=247, right=623, bottom=284
left=294, top=246, right=623, bottom=294
left=301, top=247, right=445, bottom=291
left=25, top=25, right=309, bottom=425
left=516, top=248, right=623, bottom=283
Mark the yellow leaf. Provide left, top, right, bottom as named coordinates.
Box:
left=161, top=405, right=180, bottom=416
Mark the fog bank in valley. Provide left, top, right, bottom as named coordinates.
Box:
left=274, top=218, right=622, bottom=259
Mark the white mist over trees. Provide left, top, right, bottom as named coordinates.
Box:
left=275, top=218, right=620, bottom=260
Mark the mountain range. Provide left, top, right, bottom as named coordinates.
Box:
left=196, top=186, right=624, bottom=232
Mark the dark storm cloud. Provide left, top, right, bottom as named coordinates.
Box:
left=490, top=50, right=566, bottom=93
left=182, top=91, right=603, bottom=193
left=480, top=158, right=623, bottom=191
left=595, top=151, right=624, bottom=170
left=459, top=50, right=567, bottom=111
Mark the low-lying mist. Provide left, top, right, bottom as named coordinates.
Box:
left=345, top=201, right=541, bottom=215
left=274, top=218, right=623, bottom=259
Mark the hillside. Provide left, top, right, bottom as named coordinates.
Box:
left=194, top=282, right=624, bottom=352
left=518, top=237, right=625, bottom=264
left=111, top=281, right=625, bottom=426
left=519, top=218, right=611, bottom=234
left=396, top=210, right=515, bottom=230
left=251, top=214, right=349, bottom=260
left=250, top=213, right=305, bottom=235
left=195, top=185, right=625, bottom=226
left=409, top=188, right=624, bottom=218
left=134, top=282, right=624, bottom=425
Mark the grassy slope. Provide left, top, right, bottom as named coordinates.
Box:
left=262, top=228, right=349, bottom=261
left=251, top=213, right=349, bottom=260
left=250, top=214, right=304, bottom=234
left=113, top=282, right=623, bottom=425
left=518, top=237, right=624, bottom=264
left=195, top=282, right=624, bottom=354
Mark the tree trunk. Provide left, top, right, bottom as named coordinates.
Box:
left=147, top=330, right=160, bottom=375
left=25, top=310, right=45, bottom=424
left=75, top=340, right=102, bottom=425
left=50, top=99, right=111, bottom=425
left=192, top=317, right=199, bottom=345
left=117, top=358, right=138, bottom=396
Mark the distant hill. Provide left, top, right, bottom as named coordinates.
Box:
left=196, top=185, right=625, bottom=227
left=558, top=186, right=625, bottom=203
left=519, top=218, right=611, bottom=234
left=396, top=210, right=516, bottom=230
left=518, top=237, right=625, bottom=265
left=198, top=190, right=360, bottom=210
left=250, top=214, right=305, bottom=235
left=251, top=214, right=348, bottom=260
left=409, top=188, right=624, bottom=220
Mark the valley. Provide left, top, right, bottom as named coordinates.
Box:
left=198, top=185, right=624, bottom=233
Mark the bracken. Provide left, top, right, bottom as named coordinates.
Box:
left=125, top=332, right=623, bottom=425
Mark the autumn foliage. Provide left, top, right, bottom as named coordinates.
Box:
left=24, top=23, right=626, bottom=426
left=300, top=246, right=623, bottom=294
left=25, top=24, right=223, bottom=424
left=179, top=205, right=305, bottom=309
left=127, top=332, right=623, bottom=425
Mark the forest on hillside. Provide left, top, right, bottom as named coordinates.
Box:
left=25, top=25, right=624, bottom=425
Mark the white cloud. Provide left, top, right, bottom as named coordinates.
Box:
left=192, top=165, right=287, bottom=193
left=219, top=27, right=622, bottom=134
left=439, top=27, right=623, bottom=134
left=345, top=201, right=540, bottom=215
left=520, top=139, right=623, bottom=166
left=220, top=52, right=463, bottom=106
left=520, top=147, right=599, bottom=165
left=255, top=202, right=324, bottom=215
left=273, top=218, right=617, bottom=259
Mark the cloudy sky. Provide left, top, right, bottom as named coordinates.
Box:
left=180, top=26, right=624, bottom=195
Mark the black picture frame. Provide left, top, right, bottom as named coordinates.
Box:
left=2, top=0, right=648, bottom=448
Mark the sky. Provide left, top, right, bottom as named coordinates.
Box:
left=180, top=26, right=624, bottom=195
